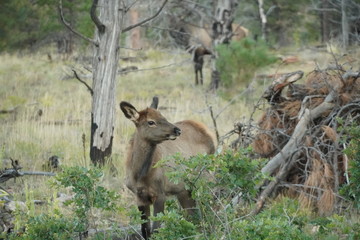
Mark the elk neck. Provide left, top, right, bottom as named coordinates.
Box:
left=131, top=134, right=157, bottom=181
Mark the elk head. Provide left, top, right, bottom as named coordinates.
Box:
left=120, top=97, right=181, bottom=144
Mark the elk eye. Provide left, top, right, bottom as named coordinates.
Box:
left=147, top=120, right=156, bottom=126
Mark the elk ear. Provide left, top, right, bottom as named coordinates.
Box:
left=120, top=101, right=139, bottom=122
left=150, top=96, right=159, bottom=109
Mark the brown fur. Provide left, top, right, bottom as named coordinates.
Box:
left=193, top=46, right=212, bottom=85
left=120, top=98, right=215, bottom=239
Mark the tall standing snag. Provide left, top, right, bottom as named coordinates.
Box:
left=85, top=0, right=168, bottom=166
left=210, top=0, right=238, bottom=90
left=120, top=97, right=216, bottom=239
left=90, top=0, right=122, bottom=166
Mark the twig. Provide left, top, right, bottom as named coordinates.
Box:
left=58, top=0, right=97, bottom=46
left=209, top=106, right=220, bottom=143
left=119, top=59, right=191, bottom=74
left=72, top=69, right=94, bottom=95
left=122, top=0, right=168, bottom=33
left=0, top=107, right=18, bottom=114
left=21, top=171, right=56, bottom=177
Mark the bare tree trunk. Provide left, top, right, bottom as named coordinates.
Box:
left=341, top=0, right=349, bottom=48
left=209, top=0, right=237, bottom=90
left=257, top=0, right=267, bottom=41
left=90, top=0, right=123, bottom=166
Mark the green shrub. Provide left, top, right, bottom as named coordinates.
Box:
left=340, top=124, right=360, bottom=208
left=154, top=148, right=265, bottom=238
left=151, top=210, right=200, bottom=240
left=8, top=214, right=76, bottom=240
left=53, top=166, right=120, bottom=233
left=216, top=39, right=277, bottom=88
left=233, top=217, right=311, bottom=240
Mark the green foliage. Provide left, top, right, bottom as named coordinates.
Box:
left=233, top=217, right=310, bottom=240
left=53, top=166, right=120, bottom=232
left=216, top=39, right=277, bottom=89
left=151, top=210, right=200, bottom=240
left=0, top=0, right=93, bottom=51
left=8, top=214, right=76, bottom=240
left=154, top=148, right=266, bottom=238
left=340, top=124, right=360, bottom=208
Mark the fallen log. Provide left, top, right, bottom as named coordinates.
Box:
left=0, top=169, right=55, bottom=183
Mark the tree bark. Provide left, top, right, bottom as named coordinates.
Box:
left=90, top=0, right=123, bottom=166
left=209, top=0, right=237, bottom=90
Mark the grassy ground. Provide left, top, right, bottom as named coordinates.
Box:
left=0, top=45, right=358, bottom=231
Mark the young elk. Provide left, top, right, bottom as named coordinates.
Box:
left=120, top=97, right=215, bottom=239
left=193, top=46, right=212, bottom=85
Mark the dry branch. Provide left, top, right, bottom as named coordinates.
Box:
left=0, top=107, right=18, bottom=114
left=58, top=0, right=97, bottom=46
left=90, top=0, right=105, bottom=33
left=250, top=67, right=360, bottom=215
left=72, top=69, right=93, bottom=95
left=0, top=169, right=55, bottom=183
left=122, top=0, right=168, bottom=33
left=261, top=91, right=336, bottom=176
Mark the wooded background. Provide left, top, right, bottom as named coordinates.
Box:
left=1, top=0, right=359, bottom=53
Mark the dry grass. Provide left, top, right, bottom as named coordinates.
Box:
left=0, top=48, right=263, bottom=224
left=1, top=45, right=355, bottom=225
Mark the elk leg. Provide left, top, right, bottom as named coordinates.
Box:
left=195, top=69, right=199, bottom=85
left=177, top=190, right=196, bottom=215
left=138, top=205, right=151, bottom=239
left=152, top=195, right=165, bottom=232
left=199, top=68, right=203, bottom=85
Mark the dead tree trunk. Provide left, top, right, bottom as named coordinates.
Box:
left=257, top=0, right=267, bottom=41
left=89, top=0, right=168, bottom=166
left=90, top=0, right=123, bottom=166
left=209, top=0, right=237, bottom=90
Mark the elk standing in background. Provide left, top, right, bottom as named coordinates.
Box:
left=170, top=19, right=249, bottom=85
left=120, top=97, right=216, bottom=239
left=191, top=46, right=212, bottom=85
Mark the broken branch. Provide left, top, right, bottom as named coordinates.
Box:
left=72, top=69, right=94, bottom=95
left=58, top=0, right=97, bottom=46
left=122, top=0, right=168, bottom=33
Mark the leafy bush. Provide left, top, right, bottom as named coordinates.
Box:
left=53, top=166, right=120, bottom=233
left=8, top=214, right=76, bottom=240
left=7, top=166, right=121, bottom=239
left=151, top=210, right=200, bottom=240
left=340, top=124, right=360, bottom=208
left=216, top=38, right=277, bottom=88
left=153, top=148, right=265, bottom=238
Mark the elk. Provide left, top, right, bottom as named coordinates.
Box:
left=171, top=20, right=249, bottom=85
left=192, top=46, right=212, bottom=85
left=120, top=97, right=216, bottom=239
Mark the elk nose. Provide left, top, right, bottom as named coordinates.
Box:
left=174, top=127, right=181, bottom=136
